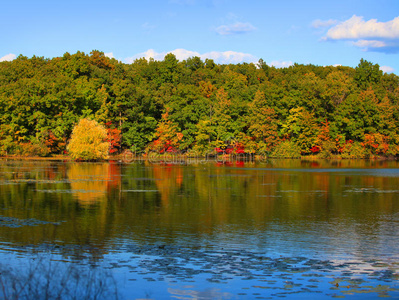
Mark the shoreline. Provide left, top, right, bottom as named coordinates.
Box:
left=0, top=153, right=397, bottom=162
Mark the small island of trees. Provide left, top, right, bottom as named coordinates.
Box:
left=0, top=50, right=398, bottom=159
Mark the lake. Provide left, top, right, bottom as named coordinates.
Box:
left=0, top=158, right=398, bottom=299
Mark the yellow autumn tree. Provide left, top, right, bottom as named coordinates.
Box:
left=67, top=119, right=109, bottom=160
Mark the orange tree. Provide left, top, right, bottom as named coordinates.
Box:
left=147, top=111, right=183, bottom=153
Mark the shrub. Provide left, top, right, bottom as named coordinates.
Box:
left=0, top=136, right=17, bottom=156
left=43, top=130, right=67, bottom=154
left=340, top=141, right=367, bottom=159
left=270, top=141, right=301, bottom=158
left=19, top=141, right=50, bottom=157
left=318, top=140, right=336, bottom=159
left=67, top=119, right=109, bottom=161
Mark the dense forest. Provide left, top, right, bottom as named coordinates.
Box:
left=0, top=50, right=398, bottom=158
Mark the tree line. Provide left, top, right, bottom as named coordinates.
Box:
left=0, top=50, right=398, bottom=158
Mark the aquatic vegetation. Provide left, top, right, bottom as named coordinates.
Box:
left=0, top=256, right=118, bottom=300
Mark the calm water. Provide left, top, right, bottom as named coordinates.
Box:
left=0, top=159, right=398, bottom=299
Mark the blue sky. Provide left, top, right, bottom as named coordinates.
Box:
left=1, top=0, right=399, bottom=74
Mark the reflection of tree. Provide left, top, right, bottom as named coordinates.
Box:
left=0, top=161, right=123, bottom=256
left=1, top=160, right=399, bottom=261
left=67, top=163, right=109, bottom=205
left=151, top=163, right=183, bottom=207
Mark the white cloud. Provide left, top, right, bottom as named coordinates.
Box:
left=0, top=53, right=16, bottom=62
left=203, top=51, right=257, bottom=64
left=215, top=22, right=257, bottom=35
left=323, top=15, right=399, bottom=53
left=311, top=19, right=338, bottom=29
left=172, top=49, right=202, bottom=60
left=125, top=48, right=257, bottom=64
left=326, top=15, right=399, bottom=40
left=269, top=60, right=293, bottom=68
left=104, top=52, right=114, bottom=59
left=380, top=65, right=394, bottom=73
left=125, top=49, right=165, bottom=63
left=352, top=40, right=387, bottom=48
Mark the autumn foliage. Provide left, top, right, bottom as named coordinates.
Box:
left=362, top=133, right=390, bottom=155
left=67, top=119, right=109, bottom=160
left=44, top=131, right=66, bottom=154
left=0, top=52, right=399, bottom=158
left=147, top=111, right=183, bottom=153
left=105, top=122, right=121, bottom=154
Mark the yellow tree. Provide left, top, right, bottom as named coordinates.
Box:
left=67, top=119, right=109, bottom=160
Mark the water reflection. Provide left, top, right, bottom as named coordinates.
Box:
left=168, top=287, right=233, bottom=299
left=0, top=160, right=398, bottom=255
left=0, top=159, right=398, bottom=298
left=66, top=162, right=122, bottom=204
left=67, top=163, right=108, bottom=204
left=151, top=163, right=184, bottom=206
left=0, top=254, right=118, bottom=300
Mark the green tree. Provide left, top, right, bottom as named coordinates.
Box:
left=334, top=88, right=379, bottom=141
left=354, top=58, right=383, bottom=90
left=246, top=90, right=280, bottom=152
left=281, top=107, right=319, bottom=154
left=212, top=88, right=234, bottom=142
left=194, top=119, right=215, bottom=154
left=320, top=70, right=354, bottom=111
left=1, top=50, right=399, bottom=158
